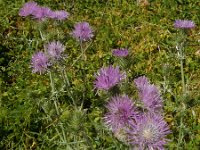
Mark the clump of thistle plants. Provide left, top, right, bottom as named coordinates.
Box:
left=21, top=0, right=172, bottom=147
left=22, top=1, right=172, bottom=149
left=19, top=1, right=94, bottom=148
left=94, top=65, right=171, bottom=149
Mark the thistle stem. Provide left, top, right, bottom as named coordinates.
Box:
left=42, top=106, right=64, bottom=142
left=80, top=41, right=86, bottom=108
left=179, top=46, right=186, bottom=95
left=80, top=40, right=84, bottom=60
left=176, top=31, right=187, bottom=149
left=39, top=29, right=45, bottom=41
left=180, top=60, right=186, bottom=94
left=49, top=71, right=67, bottom=144
left=177, top=109, right=184, bottom=149
left=72, top=41, right=92, bottom=66
left=61, top=68, right=77, bottom=108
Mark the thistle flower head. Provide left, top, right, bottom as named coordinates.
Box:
left=174, top=19, right=195, bottom=29
left=31, top=5, right=46, bottom=20
left=31, top=51, right=49, bottom=74
left=104, top=95, right=138, bottom=133
left=19, top=1, right=38, bottom=17
left=41, top=7, right=54, bottom=18
left=50, top=10, right=70, bottom=20
left=134, top=76, right=163, bottom=112
left=19, top=2, right=69, bottom=21
left=112, top=48, right=129, bottom=57
left=128, top=113, right=171, bottom=150
left=45, top=41, right=65, bottom=59
left=134, top=76, right=150, bottom=90
left=140, top=84, right=163, bottom=112
left=72, top=22, right=94, bottom=42
left=94, top=66, right=126, bottom=90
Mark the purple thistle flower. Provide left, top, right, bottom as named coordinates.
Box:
left=94, top=66, right=126, bottom=90
left=41, top=7, right=54, bottom=18
left=112, top=48, right=129, bottom=57
left=31, top=51, right=49, bottom=74
left=128, top=113, right=171, bottom=150
left=140, top=84, right=163, bottom=112
left=134, top=76, right=150, bottom=90
left=72, top=22, right=94, bottom=42
left=19, top=1, right=38, bottom=17
left=174, top=19, right=195, bottom=29
left=19, top=2, right=69, bottom=21
left=31, top=5, right=46, bottom=20
left=134, top=76, right=163, bottom=112
left=104, top=95, right=138, bottom=133
left=50, top=10, right=70, bottom=20
left=45, top=41, right=65, bottom=59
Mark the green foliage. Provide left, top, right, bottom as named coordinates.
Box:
left=0, top=0, right=199, bottom=149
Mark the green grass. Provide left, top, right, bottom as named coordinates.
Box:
left=0, top=0, right=200, bottom=149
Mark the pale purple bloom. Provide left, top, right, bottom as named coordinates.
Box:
left=32, top=8, right=69, bottom=20
left=104, top=95, right=138, bottom=133
left=31, top=5, right=46, bottom=20
left=45, top=41, right=65, bottom=59
left=31, top=51, right=49, bottom=74
left=174, top=19, right=195, bottom=29
left=19, top=1, right=38, bottom=17
left=128, top=113, right=171, bottom=150
left=19, top=2, right=69, bottom=20
left=134, top=76, right=150, bottom=90
left=72, top=22, right=94, bottom=42
left=134, top=76, right=163, bottom=112
left=50, top=10, right=70, bottom=20
left=112, top=48, right=129, bottom=57
left=140, top=84, right=163, bottom=112
left=94, top=66, right=126, bottom=90
left=41, top=7, right=54, bottom=18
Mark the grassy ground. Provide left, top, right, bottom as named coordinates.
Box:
left=0, top=0, right=200, bottom=149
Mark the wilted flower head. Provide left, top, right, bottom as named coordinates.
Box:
left=50, top=10, right=69, bottom=20
left=134, top=76, right=162, bottom=112
left=174, top=19, right=195, bottom=29
left=112, top=48, right=129, bottom=57
left=128, top=113, right=171, bottom=150
left=19, top=1, right=38, bottom=17
left=31, top=51, right=49, bottom=74
left=94, top=66, right=126, bottom=90
left=45, top=41, right=65, bottom=59
left=72, top=22, right=94, bottom=42
left=104, top=95, right=138, bottom=133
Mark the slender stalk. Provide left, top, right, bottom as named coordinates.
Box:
left=80, top=40, right=84, bottom=60
left=39, top=30, right=45, bottom=41
left=49, top=71, right=67, bottom=144
left=176, top=31, right=187, bottom=149
left=61, top=68, right=77, bottom=108
left=80, top=41, right=86, bottom=108
left=180, top=55, right=186, bottom=95
left=177, top=108, right=184, bottom=149
left=49, top=71, right=56, bottom=95
left=42, top=105, right=64, bottom=142
left=72, top=41, right=92, bottom=66
left=178, top=43, right=186, bottom=95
